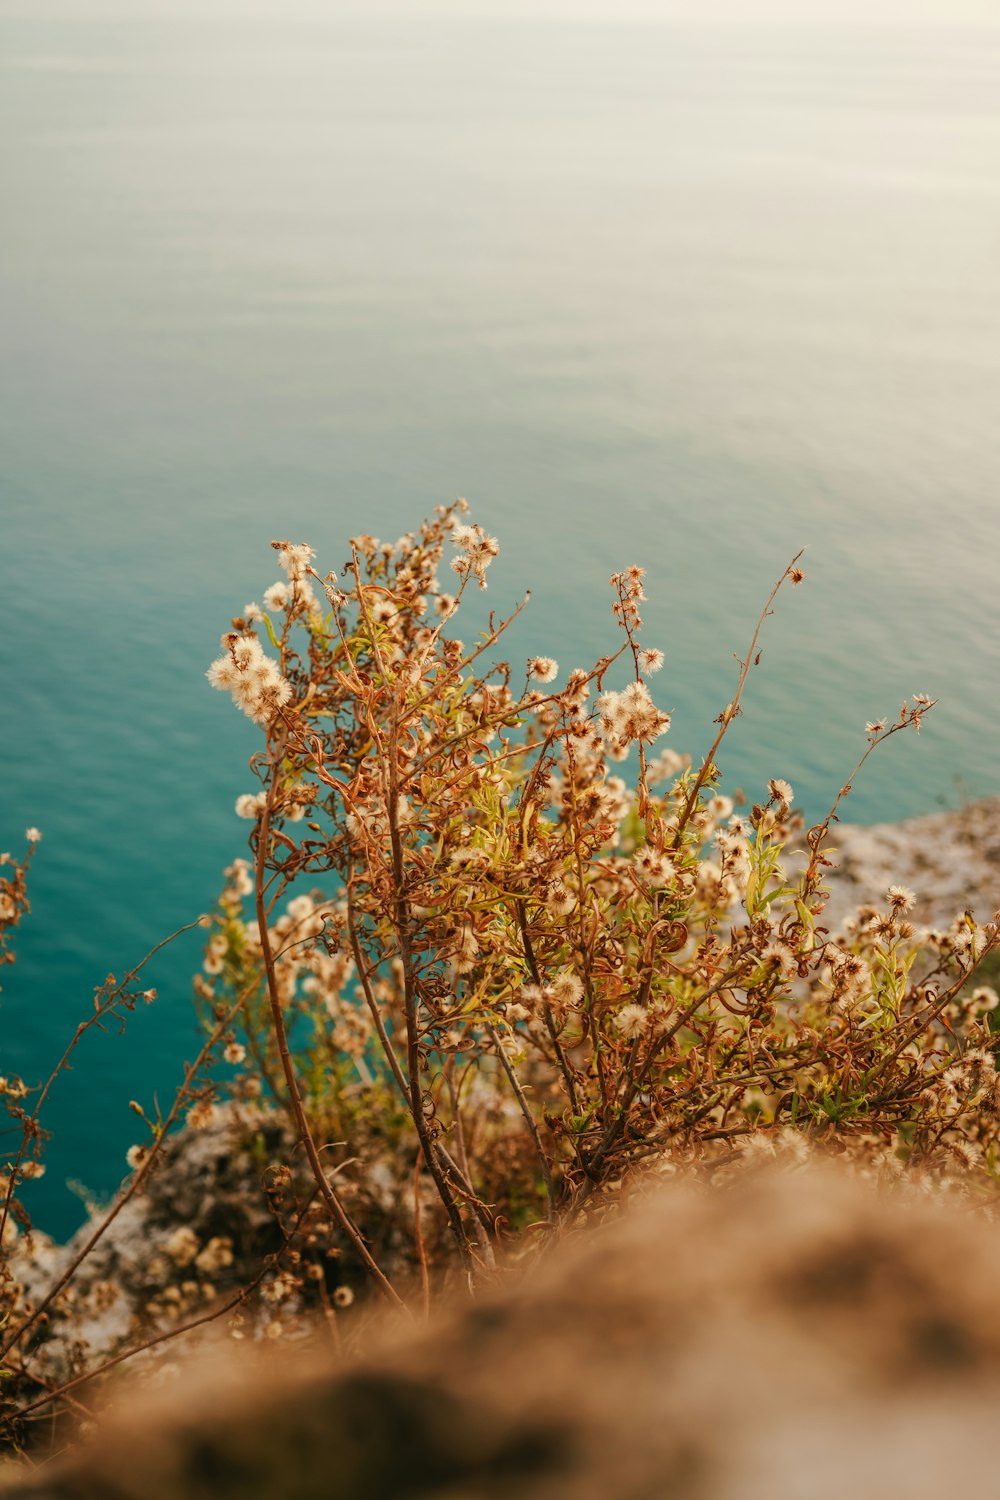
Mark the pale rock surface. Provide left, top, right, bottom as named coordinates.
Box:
left=812, top=794, right=1000, bottom=931
left=8, top=1110, right=292, bottom=1386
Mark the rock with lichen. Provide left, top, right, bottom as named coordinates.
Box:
left=7, top=1110, right=300, bottom=1390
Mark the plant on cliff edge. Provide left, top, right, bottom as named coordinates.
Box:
left=1, top=500, right=998, bottom=1452
left=195, top=501, right=1000, bottom=1290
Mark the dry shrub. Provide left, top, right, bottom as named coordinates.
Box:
left=1, top=503, right=998, bottom=1452
left=196, top=503, right=999, bottom=1265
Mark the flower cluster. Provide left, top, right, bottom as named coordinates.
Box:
left=206, top=633, right=292, bottom=725
left=611, top=565, right=646, bottom=631
left=597, top=680, right=671, bottom=756
left=450, top=521, right=500, bottom=589
left=255, top=539, right=321, bottom=619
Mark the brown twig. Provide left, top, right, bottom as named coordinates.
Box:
left=254, top=732, right=404, bottom=1309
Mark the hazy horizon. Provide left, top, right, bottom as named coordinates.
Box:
left=3, top=0, right=1000, bottom=25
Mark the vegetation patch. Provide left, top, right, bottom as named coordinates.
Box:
left=1, top=504, right=997, bottom=1457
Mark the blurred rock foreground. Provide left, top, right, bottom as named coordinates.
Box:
left=8, top=1162, right=1000, bottom=1500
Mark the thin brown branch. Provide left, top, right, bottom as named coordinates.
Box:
left=254, top=733, right=404, bottom=1309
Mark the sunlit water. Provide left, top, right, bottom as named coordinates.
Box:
left=2, top=7, right=998, bottom=1233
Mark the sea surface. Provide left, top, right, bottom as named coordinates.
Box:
left=2, top=5, right=999, bottom=1234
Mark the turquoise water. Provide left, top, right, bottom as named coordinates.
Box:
left=2, top=7, right=999, bottom=1235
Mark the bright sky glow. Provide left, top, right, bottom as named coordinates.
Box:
left=4, top=0, right=999, bottom=21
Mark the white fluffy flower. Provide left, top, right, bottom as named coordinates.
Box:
left=529, top=656, right=559, bottom=684
left=887, top=885, right=916, bottom=914
left=235, top=791, right=268, bottom=820
left=272, top=541, right=315, bottom=580
left=614, top=1004, right=650, bottom=1040
left=263, top=582, right=290, bottom=613
left=549, top=971, right=584, bottom=1009
left=634, top=846, right=676, bottom=888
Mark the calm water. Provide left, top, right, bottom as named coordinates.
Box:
left=2, top=7, right=999, bottom=1234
